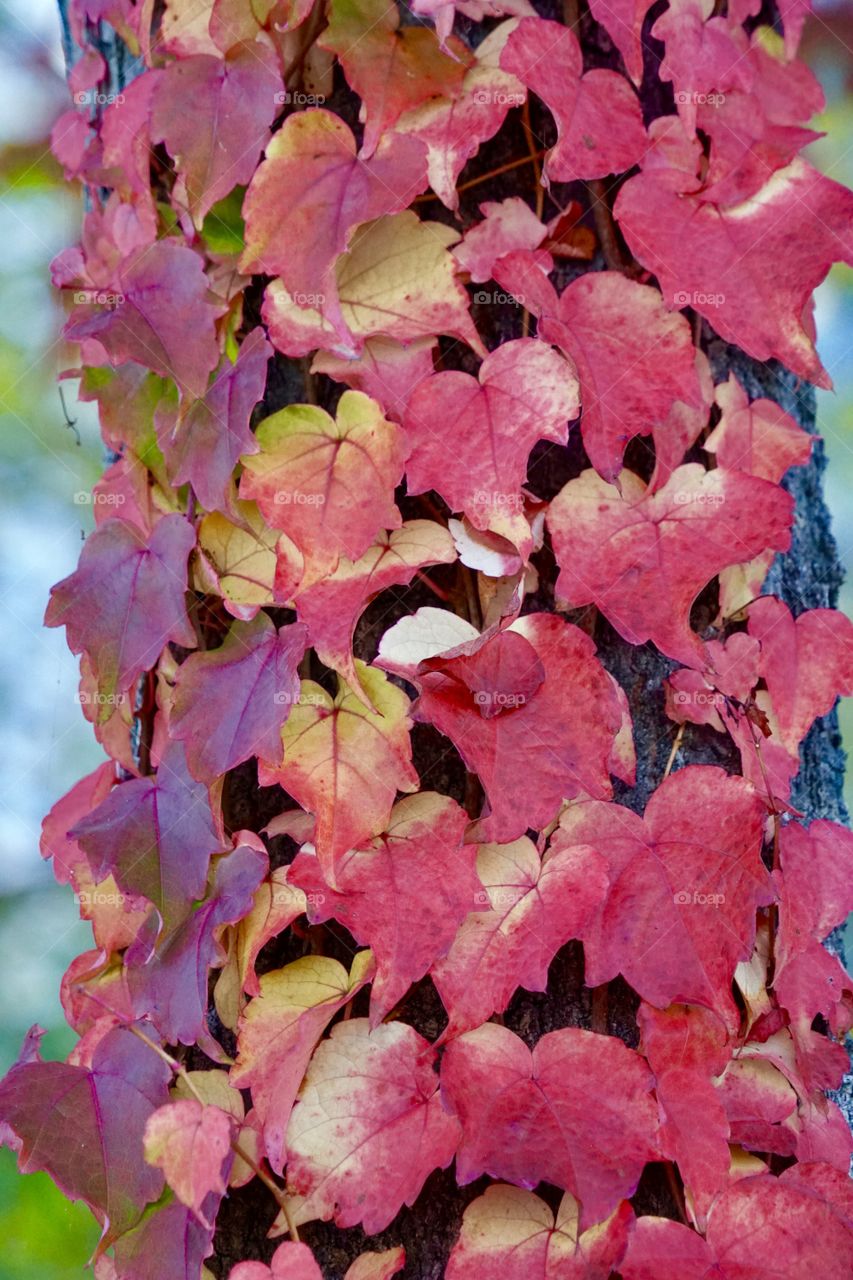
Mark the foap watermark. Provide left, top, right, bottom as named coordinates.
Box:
left=472, top=88, right=525, bottom=107
left=672, top=689, right=719, bottom=708
left=75, top=889, right=127, bottom=907
left=673, top=889, right=726, bottom=907
left=74, top=89, right=125, bottom=107
left=473, top=690, right=527, bottom=711
left=673, top=290, right=725, bottom=309
left=75, top=690, right=129, bottom=709
left=74, top=490, right=126, bottom=506
left=471, top=489, right=524, bottom=513
left=672, top=489, right=725, bottom=506
left=273, top=690, right=328, bottom=706
left=73, top=290, right=125, bottom=306
left=275, top=90, right=326, bottom=107
left=274, top=490, right=326, bottom=506
left=272, top=886, right=326, bottom=908
left=474, top=887, right=520, bottom=907
left=674, top=90, right=726, bottom=108
left=473, top=289, right=525, bottom=308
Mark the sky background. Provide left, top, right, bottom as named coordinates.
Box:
left=0, top=2, right=851, bottom=1275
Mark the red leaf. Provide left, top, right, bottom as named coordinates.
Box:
left=0, top=1024, right=171, bottom=1241
left=431, top=835, right=609, bottom=1036
left=548, top=465, right=793, bottom=667
left=557, top=765, right=772, bottom=1024
left=283, top=1019, right=461, bottom=1233
left=587, top=0, right=655, bottom=84
left=143, top=1100, right=234, bottom=1226
left=158, top=327, right=271, bottom=516
left=150, top=44, right=282, bottom=225
left=414, top=614, right=626, bottom=839
left=403, top=338, right=578, bottom=550
left=72, top=740, right=226, bottom=933
left=240, top=109, right=427, bottom=300
left=289, top=792, right=478, bottom=1022
left=441, top=1023, right=659, bottom=1227
left=501, top=18, right=646, bottom=182
left=287, top=520, right=456, bottom=699
left=45, top=514, right=197, bottom=712
left=170, top=612, right=308, bottom=783
left=706, top=373, right=812, bottom=482
left=65, top=240, right=221, bottom=397
left=614, top=159, right=853, bottom=387
left=319, top=0, right=471, bottom=157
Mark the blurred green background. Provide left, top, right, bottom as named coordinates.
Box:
left=0, top=1, right=851, bottom=1275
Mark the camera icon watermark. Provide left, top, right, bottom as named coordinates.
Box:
left=274, top=91, right=326, bottom=107
left=674, top=90, right=726, bottom=108
left=673, top=889, right=726, bottom=907
left=274, top=491, right=326, bottom=506
left=72, top=290, right=125, bottom=307
left=472, top=289, right=525, bottom=307
left=673, top=290, right=725, bottom=309
left=473, top=690, right=527, bottom=711
left=73, top=89, right=125, bottom=107
left=74, top=491, right=126, bottom=506
left=472, top=89, right=525, bottom=107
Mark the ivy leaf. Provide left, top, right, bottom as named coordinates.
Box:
left=231, top=952, right=373, bottom=1174
left=289, top=793, right=478, bottom=1023
left=706, top=373, right=813, bottom=482
left=97, top=1191, right=219, bottom=1280
left=587, top=0, right=655, bottom=84
left=431, top=835, right=609, bottom=1036
left=0, top=1025, right=171, bottom=1242
left=170, top=613, right=309, bottom=783
left=403, top=339, right=579, bottom=550
left=454, top=198, right=548, bottom=283
left=501, top=18, right=646, bottom=182
left=65, top=240, right=221, bottom=398
left=556, top=765, right=772, bottom=1026
left=446, top=1184, right=633, bottom=1279
left=45, top=514, right=197, bottom=715
left=260, top=665, right=418, bottom=879
left=288, top=520, right=456, bottom=699
left=150, top=44, right=282, bottom=226
left=622, top=1166, right=853, bottom=1277
left=414, top=614, right=626, bottom=841
left=230, top=1243, right=406, bottom=1280
left=262, top=212, right=484, bottom=359
left=143, top=1100, right=234, bottom=1226
left=319, top=0, right=471, bottom=156
left=72, top=740, right=226, bottom=934
left=441, top=1023, right=659, bottom=1228
left=195, top=503, right=278, bottom=620
left=377, top=606, right=480, bottom=682
left=311, top=337, right=436, bottom=423
left=547, top=465, right=793, bottom=667
left=614, top=159, right=853, bottom=387
left=240, top=109, right=428, bottom=300
left=283, top=1019, right=461, bottom=1233
left=158, top=327, right=271, bottom=516
left=393, top=23, right=526, bottom=211
left=747, top=596, right=853, bottom=760
left=127, top=838, right=268, bottom=1051
left=239, top=391, right=405, bottom=582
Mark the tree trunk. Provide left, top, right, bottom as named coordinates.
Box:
left=55, top=2, right=851, bottom=1275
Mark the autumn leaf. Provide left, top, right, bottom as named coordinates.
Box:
left=432, top=835, right=609, bottom=1036
left=231, top=951, right=373, bottom=1173
left=239, top=391, right=405, bottom=582
left=547, top=464, right=793, bottom=667
left=45, top=515, right=197, bottom=715
left=289, top=792, right=478, bottom=1022
left=441, top=1023, right=660, bottom=1227
left=403, top=338, right=579, bottom=550
left=170, top=612, right=308, bottom=783
left=143, top=1100, right=234, bottom=1226
left=446, top=1184, right=633, bottom=1279
left=260, top=665, right=418, bottom=879
left=283, top=1018, right=461, bottom=1233
left=150, top=44, right=282, bottom=226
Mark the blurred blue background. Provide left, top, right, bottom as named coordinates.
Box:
left=0, top=1, right=851, bottom=1274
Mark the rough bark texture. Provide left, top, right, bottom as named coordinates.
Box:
left=58, top=1, right=851, bottom=1275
